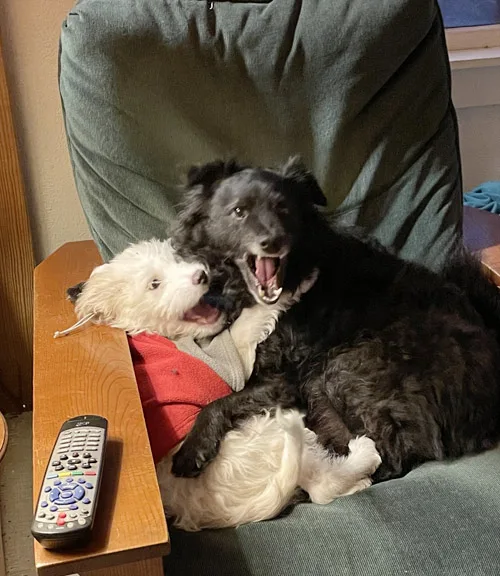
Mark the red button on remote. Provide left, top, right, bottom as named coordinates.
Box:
left=56, top=518, right=65, bottom=526
left=85, top=471, right=96, bottom=476
left=58, top=512, right=66, bottom=519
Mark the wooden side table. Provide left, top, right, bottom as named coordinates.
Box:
left=33, top=242, right=169, bottom=576
left=0, top=411, right=8, bottom=576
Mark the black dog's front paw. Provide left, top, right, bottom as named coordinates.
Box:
left=171, top=437, right=219, bottom=478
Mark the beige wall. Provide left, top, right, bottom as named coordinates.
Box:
left=0, top=0, right=90, bottom=263
left=0, top=4, right=498, bottom=262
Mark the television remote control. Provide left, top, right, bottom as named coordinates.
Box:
left=32, top=415, right=108, bottom=549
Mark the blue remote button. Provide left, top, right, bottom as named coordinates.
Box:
left=60, top=483, right=74, bottom=491
left=60, top=491, right=73, bottom=499
left=54, top=498, right=76, bottom=505
left=54, top=479, right=62, bottom=486
left=74, top=486, right=85, bottom=501
left=49, top=488, right=61, bottom=502
left=40, top=501, right=48, bottom=508
left=69, top=504, right=79, bottom=510
left=77, top=478, right=86, bottom=484
left=66, top=478, right=74, bottom=483
left=85, top=483, right=93, bottom=489
left=82, top=498, right=91, bottom=505
left=50, top=506, right=58, bottom=512
left=44, top=486, right=51, bottom=493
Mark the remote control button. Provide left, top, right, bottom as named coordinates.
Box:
left=44, top=486, right=51, bottom=493
left=72, top=471, right=83, bottom=476
left=67, top=522, right=74, bottom=528
left=66, top=477, right=74, bottom=483
left=82, top=498, right=91, bottom=505
left=81, top=510, right=89, bottom=516
left=59, top=472, right=70, bottom=477
left=38, top=512, right=46, bottom=518
left=54, top=466, right=64, bottom=471
left=58, top=512, right=67, bottom=518
left=89, top=458, right=97, bottom=464
left=67, top=465, right=77, bottom=471
left=47, top=524, right=54, bottom=530
left=46, top=473, right=58, bottom=479
left=56, top=519, right=65, bottom=526
left=59, top=454, right=68, bottom=461
left=85, top=471, right=96, bottom=476
left=68, top=459, right=81, bottom=465
left=83, top=452, right=91, bottom=458
left=60, top=491, right=73, bottom=499
left=51, top=461, right=61, bottom=466
left=78, top=519, right=86, bottom=525
left=47, top=514, right=55, bottom=521
left=69, top=513, right=77, bottom=519
left=50, top=506, right=58, bottom=512
left=60, top=483, right=73, bottom=491
left=87, top=448, right=98, bottom=451
left=82, top=463, right=91, bottom=469
left=54, top=498, right=76, bottom=505
left=77, top=478, right=86, bottom=484
left=72, top=452, right=80, bottom=457
left=74, top=486, right=85, bottom=500
left=54, top=479, right=62, bottom=486
left=49, top=488, right=60, bottom=502
left=37, top=523, right=44, bottom=528
left=85, top=483, right=93, bottom=489
left=40, top=502, right=48, bottom=508
left=69, top=504, right=78, bottom=511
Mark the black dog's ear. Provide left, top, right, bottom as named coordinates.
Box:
left=281, top=156, right=327, bottom=207
left=186, top=159, right=246, bottom=190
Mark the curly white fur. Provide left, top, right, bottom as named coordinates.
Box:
left=73, top=239, right=381, bottom=530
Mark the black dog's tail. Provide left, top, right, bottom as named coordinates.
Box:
left=443, top=250, right=500, bottom=340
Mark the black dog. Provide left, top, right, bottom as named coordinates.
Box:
left=171, top=157, right=500, bottom=482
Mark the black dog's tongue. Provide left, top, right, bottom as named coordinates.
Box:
left=255, top=256, right=277, bottom=285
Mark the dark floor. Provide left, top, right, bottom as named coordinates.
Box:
left=438, top=0, right=500, bottom=28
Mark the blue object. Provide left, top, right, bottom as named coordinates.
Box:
left=49, top=488, right=60, bottom=502
left=74, top=486, right=85, bottom=500
left=464, top=182, right=500, bottom=214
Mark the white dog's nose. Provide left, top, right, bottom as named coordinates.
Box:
left=192, top=269, right=208, bottom=285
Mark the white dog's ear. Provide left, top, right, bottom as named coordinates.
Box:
left=74, top=263, right=119, bottom=324
left=281, top=156, right=327, bottom=207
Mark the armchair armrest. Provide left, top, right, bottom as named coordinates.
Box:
left=33, top=241, right=169, bottom=576
left=463, top=206, right=500, bottom=287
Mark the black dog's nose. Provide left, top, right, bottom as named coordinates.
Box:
left=260, top=237, right=285, bottom=253
left=192, top=269, right=208, bottom=285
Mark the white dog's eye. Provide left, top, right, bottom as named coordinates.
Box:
left=148, top=279, right=161, bottom=290
left=233, top=206, right=247, bottom=219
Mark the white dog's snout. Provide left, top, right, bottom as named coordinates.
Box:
left=192, top=269, right=209, bottom=286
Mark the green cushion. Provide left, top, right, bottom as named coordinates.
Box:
left=59, top=0, right=462, bottom=268
left=165, top=447, right=500, bottom=576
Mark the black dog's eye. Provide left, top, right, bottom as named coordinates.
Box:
left=148, top=279, right=161, bottom=290
left=233, top=206, right=247, bottom=219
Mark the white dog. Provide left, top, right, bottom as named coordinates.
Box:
left=65, top=239, right=381, bottom=531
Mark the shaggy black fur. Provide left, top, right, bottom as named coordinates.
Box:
left=170, top=158, right=500, bottom=482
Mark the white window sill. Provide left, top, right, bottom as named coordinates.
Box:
left=446, top=24, right=500, bottom=70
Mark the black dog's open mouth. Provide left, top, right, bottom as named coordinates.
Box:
left=238, top=253, right=287, bottom=304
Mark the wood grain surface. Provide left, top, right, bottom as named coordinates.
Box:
left=0, top=411, right=7, bottom=462
left=0, top=35, right=34, bottom=413
left=33, top=241, right=169, bottom=576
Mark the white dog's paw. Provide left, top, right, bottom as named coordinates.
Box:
left=342, top=475, right=373, bottom=496
left=348, top=435, right=382, bottom=476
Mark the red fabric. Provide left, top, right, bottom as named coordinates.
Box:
left=128, top=333, right=232, bottom=464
